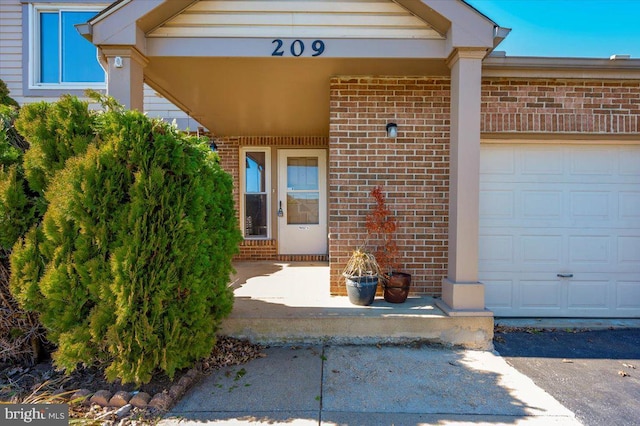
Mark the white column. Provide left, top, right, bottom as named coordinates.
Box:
left=436, top=48, right=491, bottom=316
left=101, top=46, right=148, bottom=112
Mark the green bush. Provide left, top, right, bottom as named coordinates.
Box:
left=1, top=94, right=96, bottom=252
left=0, top=79, right=19, bottom=109
left=10, top=96, right=241, bottom=383
left=14, top=95, right=97, bottom=196
left=0, top=105, right=35, bottom=251
left=0, top=80, right=47, bottom=365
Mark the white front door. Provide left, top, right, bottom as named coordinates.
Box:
left=277, top=149, right=327, bottom=255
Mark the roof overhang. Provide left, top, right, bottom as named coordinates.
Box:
left=84, top=0, right=504, bottom=136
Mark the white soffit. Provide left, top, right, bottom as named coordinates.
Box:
left=148, top=0, right=444, bottom=39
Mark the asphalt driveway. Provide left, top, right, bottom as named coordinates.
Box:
left=493, top=326, right=640, bottom=426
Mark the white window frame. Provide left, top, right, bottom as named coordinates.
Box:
left=239, top=147, right=271, bottom=239
left=28, top=3, right=108, bottom=90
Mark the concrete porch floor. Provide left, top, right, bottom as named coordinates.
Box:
left=220, top=261, right=494, bottom=349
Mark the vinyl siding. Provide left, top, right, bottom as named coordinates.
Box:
left=0, top=0, right=23, bottom=99
left=150, top=0, right=442, bottom=39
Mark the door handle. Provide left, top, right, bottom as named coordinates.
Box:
left=277, top=201, right=284, bottom=217
left=557, top=273, right=574, bottom=278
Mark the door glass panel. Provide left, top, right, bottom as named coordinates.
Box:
left=286, top=157, right=319, bottom=225
left=245, top=152, right=266, bottom=192
left=287, top=193, right=319, bottom=225
left=244, top=151, right=268, bottom=237
left=245, top=194, right=267, bottom=237
left=287, top=157, right=318, bottom=190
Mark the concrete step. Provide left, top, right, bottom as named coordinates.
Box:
left=221, top=262, right=494, bottom=349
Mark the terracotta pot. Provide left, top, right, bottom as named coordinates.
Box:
left=383, top=272, right=411, bottom=303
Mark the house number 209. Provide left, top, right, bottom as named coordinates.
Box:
left=271, top=39, right=325, bottom=57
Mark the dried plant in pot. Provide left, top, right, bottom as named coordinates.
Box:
left=366, top=186, right=411, bottom=303
left=342, top=248, right=382, bottom=306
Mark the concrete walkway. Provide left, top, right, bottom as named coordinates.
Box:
left=159, top=343, right=581, bottom=425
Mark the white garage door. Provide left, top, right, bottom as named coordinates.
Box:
left=480, top=144, right=640, bottom=317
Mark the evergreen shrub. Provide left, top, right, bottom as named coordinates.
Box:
left=10, top=95, right=241, bottom=383
left=0, top=81, right=49, bottom=365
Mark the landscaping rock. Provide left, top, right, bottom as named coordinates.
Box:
left=69, top=389, right=92, bottom=405
left=89, top=390, right=112, bottom=407
left=185, top=367, right=200, bottom=380
left=168, top=383, right=186, bottom=400
left=129, top=391, right=152, bottom=409
left=109, top=390, right=132, bottom=407
left=148, top=392, right=172, bottom=411
left=178, top=373, right=195, bottom=388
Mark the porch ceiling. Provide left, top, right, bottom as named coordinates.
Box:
left=144, top=57, right=450, bottom=137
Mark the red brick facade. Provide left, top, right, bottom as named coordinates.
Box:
left=216, top=76, right=640, bottom=296
left=482, top=79, right=640, bottom=134
left=328, top=77, right=451, bottom=295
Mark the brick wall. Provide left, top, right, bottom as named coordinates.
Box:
left=329, top=77, right=451, bottom=296
left=482, top=79, right=640, bottom=134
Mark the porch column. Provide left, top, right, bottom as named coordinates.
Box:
left=100, top=46, right=148, bottom=111
left=437, top=48, right=491, bottom=316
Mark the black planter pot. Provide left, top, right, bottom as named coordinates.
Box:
left=345, top=276, right=379, bottom=306
left=383, top=272, right=411, bottom=303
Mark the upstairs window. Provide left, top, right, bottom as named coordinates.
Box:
left=30, top=5, right=106, bottom=87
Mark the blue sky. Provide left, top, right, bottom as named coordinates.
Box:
left=464, top=0, right=640, bottom=58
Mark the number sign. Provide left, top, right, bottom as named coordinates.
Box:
left=272, top=39, right=325, bottom=57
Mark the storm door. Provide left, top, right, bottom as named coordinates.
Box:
left=277, top=149, right=327, bottom=255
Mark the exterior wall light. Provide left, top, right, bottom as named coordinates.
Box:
left=386, top=122, right=398, bottom=138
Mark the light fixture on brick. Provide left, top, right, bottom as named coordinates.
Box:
left=386, top=122, right=398, bottom=138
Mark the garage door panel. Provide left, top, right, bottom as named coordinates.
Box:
left=570, top=191, right=611, bottom=221
left=569, top=236, right=611, bottom=264
left=618, top=236, right=640, bottom=265
left=619, top=148, right=640, bottom=175
left=519, top=280, right=562, bottom=310
left=479, top=190, right=514, bottom=218
left=484, top=279, right=514, bottom=309
left=480, top=146, right=516, bottom=175
left=481, top=144, right=640, bottom=318
left=521, top=235, right=562, bottom=264
left=567, top=280, right=610, bottom=309
left=620, top=192, right=640, bottom=220
left=522, top=191, right=563, bottom=219
left=479, top=235, right=513, bottom=264
left=522, top=148, right=564, bottom=175
left=570, top=148, right=616, bottom=176
left=617, top=281, right=640, bottom=309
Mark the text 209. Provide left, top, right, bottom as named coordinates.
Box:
left=271, top=39, right=325, bottom=57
